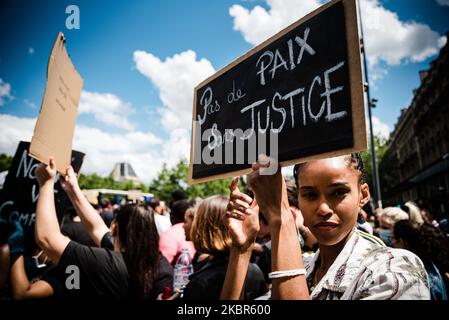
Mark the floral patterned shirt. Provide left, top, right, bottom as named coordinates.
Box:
left=256, top=230, right=430, bottom=300
left=303, top=230, right=430, bottom=300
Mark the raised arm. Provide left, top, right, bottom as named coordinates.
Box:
left=220, top=177, right=260, bottom=300
left=248, top=156, right=309, bottom=300
left=35, top=158, right=70, bottom=262
left=60, top=166, right=109, bottom=246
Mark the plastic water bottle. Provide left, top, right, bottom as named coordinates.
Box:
left=173, top=248, right=193, bottom=294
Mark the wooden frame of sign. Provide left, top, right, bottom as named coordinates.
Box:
left=188, top=0, right=365, bottom=185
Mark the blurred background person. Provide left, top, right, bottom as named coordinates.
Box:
left=375, top=206, right=409, bottom=246
left=183, top=195, right=266, bottom=300
left=393, top=220, right=448, bottom=300
left=60, top=206, right=96, bottom=247
left=150, top=197, right=172, bottom=235
left=159, top=199, right=198, bottom=265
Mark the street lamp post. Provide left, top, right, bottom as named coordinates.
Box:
left=358, top=0, right=382, bottom=209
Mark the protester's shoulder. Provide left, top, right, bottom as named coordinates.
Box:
left=160, top=223, right=183, bottom=240
left=357, top=237, right=426, bottom=275
left=356, top=229, right=386, bottom=246
left=61, top=240, right=125, bottom=269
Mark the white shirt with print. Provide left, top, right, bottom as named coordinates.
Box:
left=257, top=230, right=430, bottom=300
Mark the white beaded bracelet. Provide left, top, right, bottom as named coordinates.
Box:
left=268, top=269, right=306, bottom=279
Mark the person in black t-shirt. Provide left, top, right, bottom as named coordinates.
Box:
left=8, top=157, right=172, bottom=300
left=61, top=207, right=96, bottom=247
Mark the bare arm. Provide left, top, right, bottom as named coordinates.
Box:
left=0, top=244, right=9, bottom=288
left=9, top=254, right=54, bottom=299
left=221, top=247, right=254, bottom=300
left=35, top=158, right=70, bottom=262
left=60, top=166, right=109, bottom=246
left=268, top=208, right=309, bottom=299
left=220, top=177, right=260, bottom=300
left=249, top=157, right=309, bottom=300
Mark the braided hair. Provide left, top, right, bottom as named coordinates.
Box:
left=293, top=153, right=365, bottom=188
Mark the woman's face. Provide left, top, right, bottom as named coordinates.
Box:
left=183, top=208, right=195, bottom=241
left=297, top=157, right=370, bottom=246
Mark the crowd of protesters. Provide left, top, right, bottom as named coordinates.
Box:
left=0, top=153, right=448, bottom=300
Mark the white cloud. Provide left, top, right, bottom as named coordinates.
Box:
left=133, top=50, right=216, bottom=175
left=436, top=0, right=449, bottom=6
left=229, top=0, right=445, bottom=68
left=24, top=99, right=37, bottom=109
left=371, top=116, right=390, bottom=140
left=133, top=49, right=215, bottom=132
left=0, top=78, right=13, bottom=106
left=0, top=114, right=35, bottom=154
left=72, top=125, right=163, bottom=183
left=79, top=90, right=135, bottom=131
left=161, top=128, right=191, bottom=168
left=229, top=0, right=322, bottom=45
left=360, top=0, right=446, bottom=67
left=0, top=114, right=163, bottom=183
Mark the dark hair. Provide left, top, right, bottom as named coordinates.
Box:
left=393, top=220, right=420, bottom=247
left=394, top=220, right=449, bottom=272
left=114, top=204, right=160, bottom=299
left=148, top=198, right=160, bottom=210
left=171, top=199, right=196, bottom=225
left=171, top=190, right=186, bottom=202
left=293, top=152, right=365, bottom=188
left=66, top=206, right=78, bottom=219
left=99, top=198, right=110, bottom=209
left=286, top=181, right=299, bottom=209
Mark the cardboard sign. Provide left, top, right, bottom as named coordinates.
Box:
left=188, top=0, right=365, bottom=184
left=0, top=141, right=84, bottom=255
left=30, top=32, right=83, bottom=174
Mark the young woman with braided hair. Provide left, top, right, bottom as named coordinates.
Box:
left=221, top=153, right=430, bottom=300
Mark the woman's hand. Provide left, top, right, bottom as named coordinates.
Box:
left=35, top=157, right=57, bottom=187
left=223, top=177, right=260, bottom=252
left=59, top=165, right=80, bottom=195
left=247, top=155, right=291, bottom=225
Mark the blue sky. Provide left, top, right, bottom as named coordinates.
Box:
left=0, top=0, right=448, bottom=182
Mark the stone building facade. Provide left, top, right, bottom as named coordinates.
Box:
left=381, top=32, right=449, bottom=220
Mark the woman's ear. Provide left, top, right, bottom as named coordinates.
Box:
left=359, top=183, right=370, bottom=208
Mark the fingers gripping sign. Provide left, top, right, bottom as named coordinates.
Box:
left=35, top=157, right=58, bottom=187
left=59, top=165, right=79, bottom=194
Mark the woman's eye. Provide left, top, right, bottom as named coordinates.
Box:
left=301, top=192, right=317, bottom=199
left=332, top=189, right=348, bottom=197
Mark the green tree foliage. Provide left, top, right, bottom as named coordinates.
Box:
left=78, top=173, right=146, bottom=192
left=0, top=154, right=13, bottom=172
left=149, top=159, right=233, bottom=202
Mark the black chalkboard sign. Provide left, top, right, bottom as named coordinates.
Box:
left=0, top=141, right=84, bottom=255
left=189, top=0, right=365, bottom=184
